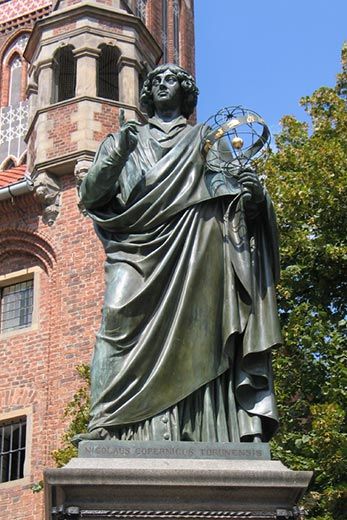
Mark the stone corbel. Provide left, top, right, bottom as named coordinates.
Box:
left=74, top=159, right=92, bottom=187
left=74, top=159, right=93, bottom=215
left=33, top=171, right=61, bottom=226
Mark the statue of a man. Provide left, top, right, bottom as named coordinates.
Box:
left=75, top=64, right=281, bottom=445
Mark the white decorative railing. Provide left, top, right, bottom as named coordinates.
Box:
left=0, top=100, right=29, bottom=161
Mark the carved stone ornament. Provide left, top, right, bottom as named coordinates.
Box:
left=74, top=159, right=93, bottom=186
left=74, top=159, right=93, bottom=215
left=33, top=171, right=61, bottom=226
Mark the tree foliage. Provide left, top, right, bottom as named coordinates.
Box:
left=266, top=45, right=347, bottom=519
left=52, top=364, right=90, bottom=467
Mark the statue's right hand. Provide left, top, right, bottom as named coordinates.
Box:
left=116, top=121, right=139, bottom=158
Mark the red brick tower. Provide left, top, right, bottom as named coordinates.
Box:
left=0, top=2, right=195, bottom=518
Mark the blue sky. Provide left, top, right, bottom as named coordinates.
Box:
left=195, top=0, right=347, bottom=135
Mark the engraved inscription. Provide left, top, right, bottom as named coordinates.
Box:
left=79, top=441, right=271, bottom=460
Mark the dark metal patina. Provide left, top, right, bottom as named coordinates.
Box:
left=73, top=64, right=281, bottom=445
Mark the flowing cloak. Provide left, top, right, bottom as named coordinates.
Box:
left=80, top=119, right=282, bottom=441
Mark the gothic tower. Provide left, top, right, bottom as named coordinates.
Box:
left=0, top=2, right=195, bottom=518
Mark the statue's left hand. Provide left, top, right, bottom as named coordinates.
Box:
left=238, top=169, right=264, bottom=204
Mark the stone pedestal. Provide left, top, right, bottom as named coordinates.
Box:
left=44, top=443, right=312, bottom=520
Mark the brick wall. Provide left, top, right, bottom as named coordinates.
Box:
left=179, top=0, right=195, bottom=73
left=0, top=0, right=51, bottom=24
left=146, top=0, right=195, bottom=74
left=0, top=180, right=105, bottom=520
left=0, top=1, right=51, bottom=38
left=93, top=103, right=121, bottom=141
left=146, top=0, right=162, bottom=57
left=46, top=105, right=79, bottom=159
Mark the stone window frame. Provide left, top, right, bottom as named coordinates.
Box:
left=0, top=267, right=40, bottom=339
left=0, top=407, right=32, bottom=489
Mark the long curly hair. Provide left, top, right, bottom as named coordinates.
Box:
left=140, top=64, right=199, bottom=118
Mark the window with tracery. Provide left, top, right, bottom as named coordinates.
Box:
left=97, top=45, right=120, bottom=101
left=0, top=33, right=29, bottom=163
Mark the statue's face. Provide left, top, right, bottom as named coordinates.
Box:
left=151, top=69, right=183, bottom=113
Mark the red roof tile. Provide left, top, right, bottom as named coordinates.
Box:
left=0, top=165, right=27, bottom=188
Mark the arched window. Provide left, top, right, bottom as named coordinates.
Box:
left=97, top=45, right=119, bottom=101
left=0, top=32, right=29, bottom=108
left=52, top=46, right=76, bottom=103
left=173, top=0, right=180, bottom=64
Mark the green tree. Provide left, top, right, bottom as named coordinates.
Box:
left=266, top=44, right=347, bottom=519
left=52, top=364, right=90, bottom=467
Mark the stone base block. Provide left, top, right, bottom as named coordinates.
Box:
left=44, top=448, right=312, bottom=520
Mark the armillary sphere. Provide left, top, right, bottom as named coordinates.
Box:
left=201, top=106, right=271, bottom=176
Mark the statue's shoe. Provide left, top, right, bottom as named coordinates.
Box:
left=71, top=428, right=109, bottom=447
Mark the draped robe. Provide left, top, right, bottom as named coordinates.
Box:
left=80, top=116, right=282, bottom=442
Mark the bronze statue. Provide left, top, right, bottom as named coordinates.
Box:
left=74, top=64, right=281, bottom=445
